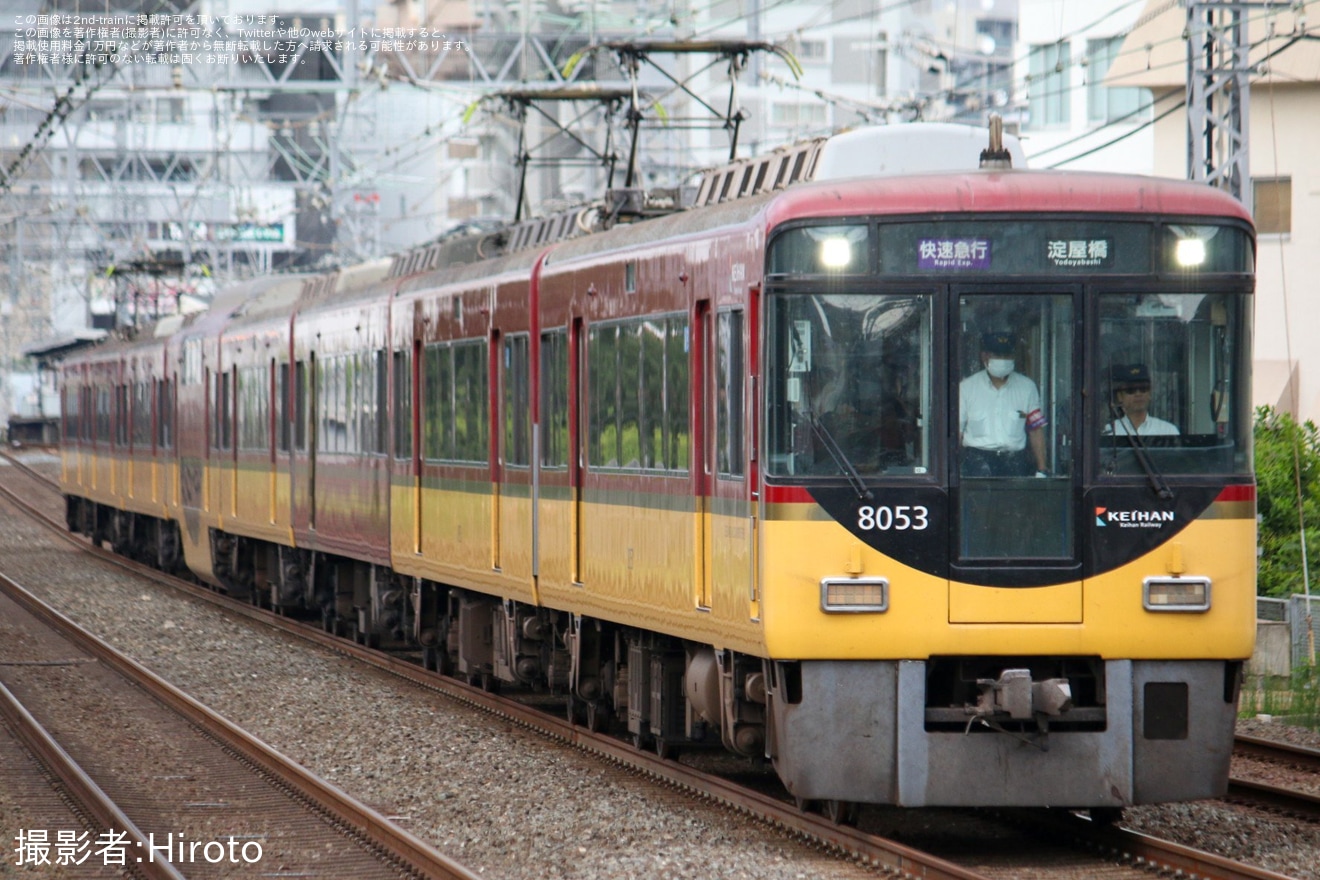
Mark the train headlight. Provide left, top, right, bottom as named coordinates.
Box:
left=818, top=237, right=853, bottom=269
left=820, top=577, right=888, bottom=613
left=1174, top=238, right=1207, bottom=267
left=1143, top=576, right=1211, bottom=612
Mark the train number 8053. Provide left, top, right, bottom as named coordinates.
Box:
left=856, top=505, right=930, bottom=531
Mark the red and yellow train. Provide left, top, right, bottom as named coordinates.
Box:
left=58, top=123, right=1257, bottom=815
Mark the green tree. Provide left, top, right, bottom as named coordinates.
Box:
left=1254, top=406, right=1320, bottom=598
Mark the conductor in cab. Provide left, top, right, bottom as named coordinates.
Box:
left=959, top=332, right=1049, bottom=478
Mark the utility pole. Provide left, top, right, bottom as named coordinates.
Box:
left=1185, top=0, right=1252, bottom=207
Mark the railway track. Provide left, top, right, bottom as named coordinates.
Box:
left=1228, top=736, right=1320, bottom=821
left=0, top=450, right=1311, bottom=880
left=0, top=567, right=479, bottom=880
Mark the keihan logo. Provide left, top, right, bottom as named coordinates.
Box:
left=1095, top=506, right=1175, bottom=529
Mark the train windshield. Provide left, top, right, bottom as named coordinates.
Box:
left=764, top=291, right=934, bottom=478
left=1096, top=291, right=1252, bottom=476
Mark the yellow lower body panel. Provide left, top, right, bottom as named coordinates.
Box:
left=760, top=512, right=1255, bottom=661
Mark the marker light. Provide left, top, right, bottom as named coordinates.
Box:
left=821, top=577, right=888, bottom=613
left=1143, top=576, right=1211, bottom=612
left=818, top=237, right=853, bottom=269
left=1175, top=238, right=1207, bottom=267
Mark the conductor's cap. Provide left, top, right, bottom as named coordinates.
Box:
left=1111, top=363, right=1151, bottom=385
left=980, top=332, right=1015, bottom=356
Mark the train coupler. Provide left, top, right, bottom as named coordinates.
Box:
left=964, top=669, right=1074, bottom=749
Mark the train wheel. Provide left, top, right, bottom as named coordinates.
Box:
left=631, top=731, right=653, bottom=751
left=422, top=646, right=439, bottom=672
left=585, top=701, right=610, bottom=733
left=654, top=737, right=678, bottom=760
left=794, top=796, right=815, bottom=814
left=822, top=800, right=860, bottom=826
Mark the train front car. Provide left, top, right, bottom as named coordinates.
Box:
left=757, top=168, right=1256, bottom=809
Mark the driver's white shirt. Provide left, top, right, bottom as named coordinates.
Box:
left=959, top=369, right=1043, bottom=452
left=1104, top=415, right=1179, bottom=436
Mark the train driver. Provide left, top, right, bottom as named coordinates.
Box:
left=1104, top=363, right=1179, bottom=437
left=959, top=331, right=1049, bottom=478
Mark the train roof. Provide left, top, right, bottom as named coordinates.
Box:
left=763, top=168, right=1255, bottom=228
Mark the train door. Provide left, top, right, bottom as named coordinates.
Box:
left=308, top=353, right=318, bottom=529
left=497, top=332, right=533, bottom=577
left=268, top=358, right=279, bottom=524
left=950, top=289, right=1080, bottom=619
left=228, top=365, right=238, bottom=516
left=289, top=355, right=316, bottom=534
left=571, top=318, right=586, bottom=584
left=490, top=330, right=502, bottom=570
left=704, top=305, right=754, bottom=618
left=390, top=338, right=421, bottom=555
left=694, top=301, right=714, bottom=610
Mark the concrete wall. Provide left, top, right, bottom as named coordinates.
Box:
left=1249, top=620, right=1293, bottom=679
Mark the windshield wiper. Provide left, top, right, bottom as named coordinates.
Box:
left=1114, top=418, right=1174, bottom=500
left=805, top=410, right=873, bottom=502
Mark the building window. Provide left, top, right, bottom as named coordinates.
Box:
left=771, top=102, right=828, bottom=129
left=1087, top=37, right=1146, bottom=123
left=797, top=39, right=826, bottom=62
left=1028, top=41, right=1071, bottom=127
left=1253, top=177, right=1291, bottom=235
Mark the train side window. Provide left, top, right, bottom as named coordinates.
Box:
left=503, top=335, right=530, bottom=467
left=393, top=349, right=411, bottom=460
left=219, top=369, right=234, bottom=451
left=320, top=354, right=344, bottom=454
left=665, top=317, right=690, bottom=472
left=132, top=380, right=151, bottom=447
left=374, top=349, right=388, bottom=455
left=454, top=341, right=489, bottom=462
left=589, top=324, right=620, bottom=467
left=238, top=364, right=270, bottom=452
left=96, top=386, right=111, bottom=444
left=277, top=363, right=290, bottom=453
left=716, top=310, right=745, bottom=478
left=422, top=340, right=488, bottom=463
left=156, top=378, right=173, bottom=449
left=423, top=344, right=445, bottom=460
left=588, top=314, right=689, bottom=474
left=63, top=382, right=79, bottom=443
left=294, top=361, right=307, bottom=452
left=540, top=329, right=569, bottom=468
left=114, top=383, right=126, bottom=447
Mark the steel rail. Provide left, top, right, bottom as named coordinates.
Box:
left=0, top=448, right=61, bottom=490
left=1236, top=733, right=1320, bottom=771
left=0, top=571, right=482, bottom=880
left=0, top=678, right=188, bottom=880
left=1225, top=778, right=1320, bottom=820
left=1019, top=810, right=1300, bottom=880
